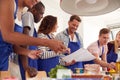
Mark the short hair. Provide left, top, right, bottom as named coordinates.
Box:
left=69, top=15, right=81, bottom=22
left=99, top=28, right=110, bottom=36
left=32, top=1, right=45, bottom=11
left=38, top=15, right=57, bottom=34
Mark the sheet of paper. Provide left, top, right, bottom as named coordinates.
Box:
left=61, top=48, right=96, bottom=62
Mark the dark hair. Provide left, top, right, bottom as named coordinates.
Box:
left=99, top=28, right=110, bottom=36
left=69, top=15, right=81, bottom=22
left=32, top=1, right=45, bottom=11
left=38, top=15, right=57, bottom=34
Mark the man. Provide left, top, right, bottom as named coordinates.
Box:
left=55, top=15, right=83, bottom=72
left=86, top=28, right=115, bottom=70
left=0, top=0, right=66, bottom=71
left=18, top=2, right=45, bottom=79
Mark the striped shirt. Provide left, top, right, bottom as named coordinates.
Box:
left=37, top=33, right=60, bottom=59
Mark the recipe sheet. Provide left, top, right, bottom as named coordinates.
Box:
left=61, top=48, right=96, bottom=62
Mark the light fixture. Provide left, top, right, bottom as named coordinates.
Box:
left=60, top=0, right=120, bottom=16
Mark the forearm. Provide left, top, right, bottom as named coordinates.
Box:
left=20, top=55, right=29, bottom=70
left=4, top=32, right=49, bottom=46
left=13, top=45, right=30, bottom=56
left=94, top=58, right=109, bottom=68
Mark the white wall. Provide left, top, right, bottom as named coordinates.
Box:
left=82, top=16, right=106, bottom=48
left=83, top=9, right=120, bottom=48
left=40, top=0, right=84, bottom=37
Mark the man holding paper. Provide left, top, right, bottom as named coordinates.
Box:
left=55, top=15, right=83, bottom=72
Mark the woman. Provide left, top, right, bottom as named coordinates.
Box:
left=107, top=31, right=120, bottom=63
left=37, top=15, right=69, bottom=76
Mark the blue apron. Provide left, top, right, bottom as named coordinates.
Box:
left=28, top=29, right=38, bottom=69
left=66, top=29, right=83, bottom=73
left=37, top=34, right=59, bottom=76
left=83, top=40, right=104, bottom=65
left=18, top=28, right=38, bottom=80
left=0, top=0, right=18, bottom=71
left=107, top=46, right=117, bottom=63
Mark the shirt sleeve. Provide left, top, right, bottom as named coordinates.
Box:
left=38, top=33, right=59, bottom=59
left=87, top=45, right=98, bottom=54
left=40, top=51, right=59, bottom=59
left=22, top=12, right=33, bottom=29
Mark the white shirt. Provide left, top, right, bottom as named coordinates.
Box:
left=87, top=41, right=107, bottom=57
left=22, top=12, right=34, bottom=36
left=69, top=34, right=77, bottom=42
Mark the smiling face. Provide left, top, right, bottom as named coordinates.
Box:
left=68, top=19, right=80, bottom=34
left=67, top=15, right=81, bottom=34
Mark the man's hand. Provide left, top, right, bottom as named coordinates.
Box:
left=26, top=66, right=38, bottom=77
left=28, top=50, right=42, bottom=59
left=65, top=60, right=76, bottom=66
left=47, top=39, right=67, bottom=53
left=108, top=62, right=116, bottom=69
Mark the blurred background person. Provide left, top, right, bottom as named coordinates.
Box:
left=86, top=28, right=115, bottom=71
left=107, top=31, right=120, bottom=63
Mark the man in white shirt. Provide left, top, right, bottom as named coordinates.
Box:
left=86, top=28, right=115, bottom=70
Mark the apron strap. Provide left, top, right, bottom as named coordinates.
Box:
left=66, top=29, right=80, bottom=43
left=97, top=40, right=104, bottom=58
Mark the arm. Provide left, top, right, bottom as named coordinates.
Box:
left=87, top=45, right=115, bottom=69
left=0, top=0, right=66, bottom=52
left=20, top=12, right=37, bottom=77
left=91, top=52, right=115, bottom=69
left=0, top=0, right=66, bottom=53
left=19, top=27, right=37, bottom=77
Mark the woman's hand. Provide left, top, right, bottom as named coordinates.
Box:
left=28, top=50, right=43, bottom=59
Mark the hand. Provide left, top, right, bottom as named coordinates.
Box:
left=47, top=39, right=67, bottom=53
left=59, top=48, right=71, bottom=55
left=108, top=62, right=116, bottom=69
left=65, top=60, right=76, bottom=66
left=28, top=50, right=42, bottom=59
left=26, top=66, right=38, bottom=77
left=64, top=48, right=71, bottom=54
